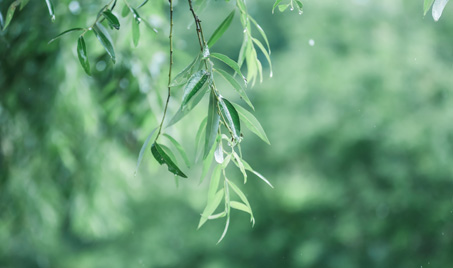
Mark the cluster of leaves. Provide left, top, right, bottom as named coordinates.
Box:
left=424, top=0, right=450, bottom=21
left=0, top=0, right=54, bottom=30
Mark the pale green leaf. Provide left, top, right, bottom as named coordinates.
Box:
left=232, top=102, right=269, bottom=145
left=132, top=18, right=140, bottom=47
left=198, top=189, right=224, bottom=229
left=278, top=4, right=290, bottom=12
left=93, top=23, right=116, bottom=63
left=210, top=52, right=246, bottom=84
left=163, top=134, right=191, bottom=168
left=204, top=91, right=220, bottom=159
left=135, top=127, right=157, bottom=175
left=207, top=10, right=235, bottom=47
left=272, top=0, right=283, bottom=13
left=424, top=0, right=435, bottom=15
left=214, top=68, right=254, bottom=110
left=252, top=37, right=273, bottom=78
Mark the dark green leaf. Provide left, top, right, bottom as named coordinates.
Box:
left=132, top=18, right=140, bottom=47
left=163, top=134, right=191, bottom=168
left=77, top=36, right=91, bottom=76
left=272, top=0, right=283, bottom=13
left=424, top=0, right=435, bottom=15
left=214, top=68, right=254, bottom=110
left=204, top=91, right=220, bottom=159
left=48, top=28, right=85, bottom=44
left=207, top=10, right=235, bottom=48
left=3, top=1, right=20, bottom=31
left=151, top=143, right=187, bottom=178
left=295, top=0, right=303, bottom=12
left=182, top=70, right=210, bottom=108
left=0, top=12, right=3, bottom=30
left=45, top=0, right=55, bottom=21
left=232, top=103, right=270, bottom=145
left=218, top=98, right=241, bottom=141
left=211, top=53, right=246, bottom=84
left=103, top=10, right=120, bottom=30
left=93, top=23, right=116, bottom=63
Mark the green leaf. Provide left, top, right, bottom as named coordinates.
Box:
left=232, top=103, right=270, bottom=145
left=170, top=54, right=201, bottom=87
left=137, top=0, right=149, bottom=8
left=295, top=0, right=303, bottom=12
left=272, top=0, right=283, bottom=13
left=129, top=6, right=141, bottom=21
left=163, top=134, right=191, bottom=168
left=249, top=16, right=271, bottom=55
left=236, top=0, right=247, bottom=14
left=214, top=68, right=254, bottom=110
left=218, top=98, right=241, bottom=142
left=182, top=70, right=210, bottom=108
left=230, top=201, right=251, bottom=214
left=424, top=0, right=436, bottom=15
left=3, top=1, right=20, bottom=31
left=132, top=18, right=140, bottom=47
left=252, top=37, right=273, bottom=78
left=93, top=23, right=116, bottom=63
left=241, top=159, right=274, bottom=188
left=151, top=143, right=187, bottom=178
left=48, top=28, right=85, bottom=44
left=103, top=10, right=120, bottom=30
left=77, top=36, right=91, bottom=76
left=200, top=138, right=216, bottom=184
left=217, top=214, right=230, bottom=244
left=210, top=53, right=246, bottom=84
left=121, top=4, right=130, bottom=17
left=204, top=91, right=220, bottom=159
left=232, top=152, right=247, bottom=183
left=45, top=0, right=55, bottom=21
left=207, top=10, right=235, bottom=48
left=0, top=12, right=3, bottom=30
left=20, top=0, right=29, bottom=10
left=227, top=179, right=253, bottom=219
left=135, top=127, right=157, bottom=175
left=208, top=165, right=222, bottom=201
left=195, top=117, right=207, bottom=162
left=278, top=4, right=290, bottom=12
left=198, top=189, right=224, bottom=229
left=432, top=0, right=450, bottom=21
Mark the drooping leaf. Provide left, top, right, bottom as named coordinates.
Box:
left=204, top=91, right=220, bottom=159
left=195, top=117, right=207, bottom=162
left=103, top=10, right=120, bottom=30
left=198, top=189, right=224, bottom=229
left=295, top=0, right=303, bottom=13
left=77, top=36, right=91, bottom=76
left=232, top=103, right=270, bottom=145
left=135, top=127, right=157, bottom=175
left=241, top=159, right=274, bottom=188
left=132, top=18, right=140, bottom=47
left=218, top=97, right=241, bottom=142
left=236, top=0, right=247, bottom=14
left=432, top=0, right=450, bottom=21
left=272, top=0, right=283, bottom=13
left=0, top=12, right=3, bottom=30
left=48, top=28, right=85, bottom=44
left=182, top=70, right=210, bottom=107
left=424, top=0, right=435, bottom=15
left=170, top=54, right=201, bottom=87
left=249, top=16, right=271, bottom=55
left=129, top=6, right=141, bottom=21
left=151, top=142, right=187, bottom=178
left=252, top=37, right=273, bottom=78
left=163, top=134, right=191, bottom=168
left=214, top=68, right=254, bottom=110
left=230, top=201, right=251, bottom=214
left=217, top=214, right=230, bottom=244
left=227, top=179, right=252, bottom=217
left=210, top=53, right=246, bottom=84
left=217, top=180, right=230, bottom=244
left=137, top=0, right=149, bottom=8
left=207, top=10, right=235, bottom=48
left=208, top=165, right=222, bottom=201
left=45, top=0, right=55, bottom=21
left=93, top=23, right=116, bottom=63
left=3, top=1, right=20, bottom=31
left=200, top=138, right=216, bottom=184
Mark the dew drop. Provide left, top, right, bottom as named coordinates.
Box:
left=290, top=7, right=294, bottom=11
left=51, top=15, right=56, bottom=22
left=298, top=10, right=303, bottom=15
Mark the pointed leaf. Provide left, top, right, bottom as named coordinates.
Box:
left=132, top=18, right=140, bottom=46
left=424, top=0, right=435, bottom=15
left=230, top=201, right=251, bottom=214
left=208, top=165, right=222, bottom=201
left=278, top=4, right=290, bottom=12
left=204, top=91, right=220, bottom=159
left=200, top=139, right=216, bottom=184
left=3, top=1, right=20, bottom=31
left=227, top=179, right=252, bottom=213
left=45, top=0, right=55, bottom=21
left=198, top=189, right=224, bottom=229
left=20, top=0, right=29, bottom=10
left=138, top=0, right=149, bottom=8
left=214, top=68, right=254, bottom=110
left=232, top=151, right=247, bottom=183
left=210, top=53, right=246, bottom=84
left=207, top=10, right=235, bottom=48
left=48, top=28, right=85, bottom=44
left=272, top=0, right=283, bottom=13
left=163, top=134, right=191, bottom=168
left=241, top=159, right=274, bottom=188
left=433, top=0, right=450, bottom=21
left=195, top=117, right=207, bottom=161
left=77, top=36, right=91, bottom=76
left=93, top=23, right=116, bottom=63
left=249, top=16, right=271, bottom=55
left=232, top=103, right=270, bottom=144
left=218, top=98, right=241, bottom=141
left=103, top=10, right=120, bottom=30
left=217, top=214, right=230, bottom=244
left=252, top=37, right=272, bottom=78
left=151, top=142, right=187, bottom=178
left=182, top=70, right=210, bottom=107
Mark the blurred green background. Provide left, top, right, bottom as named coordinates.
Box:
left=1, top=0, right=453, bottom=267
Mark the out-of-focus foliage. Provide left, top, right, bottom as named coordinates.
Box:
left=1, top=0, right=453, bottom=267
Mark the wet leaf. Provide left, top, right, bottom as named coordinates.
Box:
left=214, top=68, right=254, bottom=110
left=45, top=0, right=55, bottom=21
left=103, top=10, right=120, bottom=30
left=135, top=127, right=157, bottom=175
left=210, top=53, right=246, bottom=84
left=151, top=142, right=187, bottom=178
left=272, top=0, right=283, bottom=13
left=232, top=103, right=270, bottom=145
left=218, top=98, right=241, bottom=142
left=182, top=70, right=210, bottom=108
left=163, top=134, right=191, bottom=168
left=93, top=23, right=116, bottom=63
left=77, top=36, right=91, bottom=76
left=204, top=91, right=220, bottom=159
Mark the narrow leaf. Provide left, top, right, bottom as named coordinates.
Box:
left=129, top=7, right=141, bottom=21
left=249, top=16, right=271, bottom=55
left=278, top=4, right=290, bottom=12
left=272, top=0, right=283, bottom=13
left=137, top=0, right=149, bottom=8
left=3, top=1, right=20, bottom=30
left=217, top=214, right=230, bottom=244
left=103, top=10, right=120, bottom=30
left=204, top=91, right=220, bottom=159
left=77, top=36, right=91, bottom=76
left=210, top=53, right=246, bottom=84
left=424, top=0, right=435, bottom=15
left=45, top=0, right=55, bottom=21
left=433, top=0, right=450, bottom=21
left=207, top=10, right=235, bottom=48
left=132, top=18, right=140, bottom=47
left=252, top=37, right=273, bottom=77
left=232, top=103, right=270, bottom=144
left=208, top=212, right=226, bottom=220
left=195, top=117, right=207, bottom=162
left=214, top=68, right=254, bottom=110
left=218, top=97, right=241, bottom=142
left=241, top=159, right=273, bottom=188
left=208, top=165, right=222, bottom=201
left=230, top=201, right=251, bottom=214
left=135, top=127, right=157, bottom=175
left=200, top=138, right=216, bottom=184
left=163, top=134, right=191, bottom=168
left=48, top=28, right=85, bottom=44
left=151, top=143, right=187, bottom=178
left=170, top=54, right=201, bottom=87
left=232, top=151, right=247, bottom=183
left=182, top=70, right=210, bottom=107
left=227, top=179, right=252, bottom=213
left=198, top=189, right=224, bottom=229
left=93, top=23, right=116, bottom=63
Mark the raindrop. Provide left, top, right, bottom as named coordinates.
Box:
left=51, top=15, right=56, bottom=22
left=298, top=10, right=303, bottom=15
left=270, top=71, right=273, bottom=78
left=309, top=39, right=315, bottom=46
left=290, top=7, right=294, bottom=11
